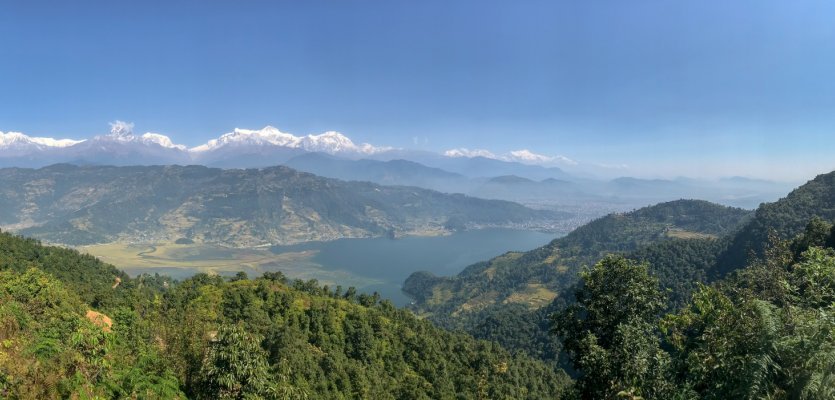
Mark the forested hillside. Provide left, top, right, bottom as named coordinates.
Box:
left=451, top=207, right=835, bottom=398
left=0, top=231, right=128, bottom=307
left=404, top=199, right=751, bottom=326
left=716, top=170, right=835, bottom=275
left=551, top=219, right=835, bottom=399
left=418, top=171, right=835, bottom=380
left=0, top=164, right=565, bottom=246
left=0, top=230, right=569, bottom=399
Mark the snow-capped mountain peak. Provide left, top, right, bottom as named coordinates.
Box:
left=101, top=120, right=137, bottom=142
left=443, top=147, right=577, bottom=166
left=140, top=133, right=187, bottom=150
left=90, top=121, right=186, bottom=150
left=443, top=148, right=498, bottom=159
left=301, top=131, right=357, bottom=153
left=190, top=126, right=392, bottom=155
left=0, top=131, right=84, bottom=149
left=508, top=149, right=555, bottom=163
left=190, top=126, right=300, bottom=152
left=0, top=123, right=395, bottom=167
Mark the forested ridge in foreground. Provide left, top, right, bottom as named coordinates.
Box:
left=0, top=230, right=568, bottom=399
left=3, top=218, right=835, bottom=399
left=552, top=218, right=835, bottom=399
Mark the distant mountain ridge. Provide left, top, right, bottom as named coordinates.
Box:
left=280, top=154, right=791, bottom=211
left=0, top=164, right=566, bottom=246
left=283, top=152, right=471, bottom=192
left=1, top=124, right=793, bottom=213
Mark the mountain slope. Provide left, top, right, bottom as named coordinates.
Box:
left=0, top=230, right=128, bottom=307
left=0, top=231, right=569, bottom=399
left=715, top=170, right=835, bottom=275
left=404, top=200, right=752, bottom=322
left=62, top=131, right=190, bottom=165
left=0, top=164, right=564, bottom=246
left=399, top=154, right=570, bottom=180
left=283, top=152, right=472, bottom=193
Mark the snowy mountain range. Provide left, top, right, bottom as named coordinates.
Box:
left=0, top=121, right=572, bottom=172
left=0, top=131, right=83, bottom=150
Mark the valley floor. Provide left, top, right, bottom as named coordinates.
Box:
left=79, top=242, right=380, bottom=289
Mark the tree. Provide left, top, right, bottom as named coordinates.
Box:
left=662, top=286, right=779, bottom=399
left=552, top=255, right=673, bottom=399
left=662, top=231, right=835, bottom=399
left=791, top=217, right=833, bottom=258
left=197, top=324, right=275, bottom=399
left=787, top=246, right=835, bottom=308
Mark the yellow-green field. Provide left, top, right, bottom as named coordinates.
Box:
left=665, top=228, right=718, bottom=240
left=79, top=242, right=381, bottom=288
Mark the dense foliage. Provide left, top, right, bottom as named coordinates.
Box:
left=717, top=171, right=835, bottom=275
left=550, top=219, right=835, bottom=399
left=552, top=256, right=673, bottom=399
left=0, top=231, right=568, bottom=399
left=628, top=237, right=730, bottom=309
left=0, top=268, right=182, bottom=398
left=0, top=231, right=129, bottom=307
left=461, top=237, right=730, bottom=367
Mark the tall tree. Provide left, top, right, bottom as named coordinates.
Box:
left=552, top=255, right=673, bottom=399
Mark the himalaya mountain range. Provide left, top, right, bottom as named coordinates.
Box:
left=0, top=121, right=580, bottom=170
left=0, top=121, right=391, bottom=167
left=0, top=122, right=794, bottom=212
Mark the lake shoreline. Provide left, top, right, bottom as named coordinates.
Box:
left=79, top=228, right=559, bottom=306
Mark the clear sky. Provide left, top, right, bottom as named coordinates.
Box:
left=2, top=1, right=834, bottom=180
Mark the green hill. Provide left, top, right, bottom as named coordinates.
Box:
left=715, top=170, right=835, bottom=276
left=0, top=164, right=565, bottom=246
left=0, top=229, right=129, bottom=307
left=404, top=199, right=752, bottom=324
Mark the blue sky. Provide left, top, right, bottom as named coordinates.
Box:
left=2, top=1, right=834, bottom=180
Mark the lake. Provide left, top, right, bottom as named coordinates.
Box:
left=271, top=228, right=557, bottom=306
left=95, top=228, right=558, bottom=307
